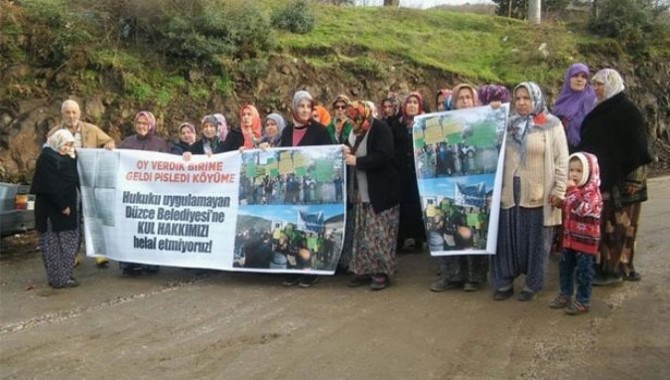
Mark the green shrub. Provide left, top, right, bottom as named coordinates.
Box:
left=271, top=0, right=315, bottom=34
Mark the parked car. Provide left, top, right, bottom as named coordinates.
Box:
left=0, top=182, right=35, bottom=237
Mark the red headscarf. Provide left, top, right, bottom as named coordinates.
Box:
left=239, top=105, right=262, bottom=148
left=346, top=101, right=372, bottom=135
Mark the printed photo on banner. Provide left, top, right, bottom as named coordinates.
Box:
left=238, top=147, right=344, bottom=205
left=413, top=104, right=508, bottom=256
left=235, top=146, right=346, bottom=274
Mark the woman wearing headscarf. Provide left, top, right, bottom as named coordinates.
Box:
left=170, top=122, right=196, bottom=155
left=391, top=91, right=427, bottom=251
left=577, top=69, right=652, bottom=285
left=258, top=113, right=286, bottom=148
left=380, top=92, right=401, bottom=125
left=191, top=114, right=227, bottom=154
left=326, top=95, right=353, bottom=144
left=119, top=111, right=168, bottom=275
left=430, top=83, right=488, bottom=292
left=239, top=104, right=263, bottom=149
left=491, top=82, right=569, bottom=301
left=119, top=111, right=169, bottom=153
left=312, top=105, right=332, bottom=127
left=553, top=63, right=596, bottom=153
left=31, top=130, right=80, bottom=288
left=342, top=101, right=400, bottom=290
left=279, top=90, right=334, bottom=288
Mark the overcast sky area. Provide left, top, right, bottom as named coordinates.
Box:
left=355, top=0, right=493, bottom=8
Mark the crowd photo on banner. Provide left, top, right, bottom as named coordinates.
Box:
left=32, top=63, right=653, bottom=313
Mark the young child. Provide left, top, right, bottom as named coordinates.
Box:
left=549, top=152, right=603, bottom=315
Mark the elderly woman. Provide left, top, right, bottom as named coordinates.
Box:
left=279, top=90, right=333, bottom=288
left=430, top=84, right=488, bottom=293
left=119, top=111, right=169, bottom=275
left=577, top=69, right=652, bottom=285
left=258, top=113, right=286, bottom=148
left=491, top=82, right=568, bottom=301
left=343, top=101, right=400, bottom=290
left=326, top=95, right=353, bottom=144
left=392, top=91, right=427, bottom=251
left=191, top=115, right=225, bottom=154
left=170, top=122, right=196, bottom=155
left=31, top=130, right=80, bottom=288
left=553, top=63, right=596, bottom=153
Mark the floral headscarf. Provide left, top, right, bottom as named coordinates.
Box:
left=47, top=129, right=76, bottom=158
left=346, top=101, right=372, bottom=135
left=178, top=122, right=196, bottom=144
left=264, top=113, right=286, bottom=146
left=478, top=84, right=511, bottom=105
left=213, top=113, right=228, bottom=142
left=508, top=82, right=558, bottom=152
left=292, top=90, right=314, bottom=125
left=553, top=63, right=596, bottom=148
left=240, top=105, right=262, bottom=148
left=135, top=111, right=156, bottom=134
left=592, top=68, right=625, bottom=104
left=382, top=92, right=401, bottom=117
left=451, top=84, right=480, bottom=110
left=200, top=114, right=221, bottom=153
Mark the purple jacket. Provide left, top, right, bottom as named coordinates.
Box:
left=119, top=134, right=169, bottom=153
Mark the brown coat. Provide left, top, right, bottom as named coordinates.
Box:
left=48, top=121, right=113, bottom=149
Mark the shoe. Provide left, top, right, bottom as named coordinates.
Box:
left=348, top=275, right=371, bottom=287
left=517, top=290, right=537, bottom=302
left=548, top=294, right=571, bottom=309
left=622, top=271, right=642, bottom=281
left=96, top=257, right=109, bottom=268
left=73, top=255, right=81, bottom=268
left=593, top=273, right=623, bottom=286
left=493, top=287, right=514, bottom=301
left=430, top=278, right=462, bottom=292
left=565, top=301, right=589, bottom=315
left=298, top=275, right=319, bottom=288
left=282, top=274, right=301, bottom=287
left=369, top=274, right=390, bottom=291
left=121, top=266, right=144, bottom=277
left=51, top=278, right=79, bottom=289
left=463, top=282, right=479, bottom=292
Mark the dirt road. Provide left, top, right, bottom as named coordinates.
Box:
left=1, top=177, right=669, bottom=380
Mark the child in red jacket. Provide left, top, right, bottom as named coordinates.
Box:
left=549, top=152, right=602, bottom=315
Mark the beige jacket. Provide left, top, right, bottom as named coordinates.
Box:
left=48, top=121, right=113, bottom=149
left=500, top=122, right=568, bottom=226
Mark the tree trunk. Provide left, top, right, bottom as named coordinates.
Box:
left=383, top=0, right=400, bottom=6
left=528, top=0, right=541, bottom=24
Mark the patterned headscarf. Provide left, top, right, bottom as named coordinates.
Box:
left=451, top=84, right=480, bottom=110
left=200, top=114, right=221, bottom=153
left=478, top=84, right=511, bottom=105
left=553, top=63, right=596, bottom=148
left=346, top=101, right=372, bottom=135
left=213, top=113, right=228, bottom=142
left=47, top=129, right=76, bottom=158
left=264, top=113, right=286, bottom=146
left=508, top=82, right=558, bottom=152
left=135, top=111, right=156, bottom=134
left=401, top=91, right=424, bottom=126
left=592, top=68, right=625, bottom=104
left=178, top=122, right=196, bottom=144
left=291, top=90, right=314, bottom=125
left=240, top=105, right=262, bottom=148
left=382, top=92, right=401, bottom=117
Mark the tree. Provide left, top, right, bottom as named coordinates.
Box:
left=384, top=0, right=400, bottom=6
left=528, top=0, right=541, bottom=23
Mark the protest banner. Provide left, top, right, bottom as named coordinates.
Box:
left=77, top=146, right=346, bottom=274
left=412, top=104, right=509, bottom=256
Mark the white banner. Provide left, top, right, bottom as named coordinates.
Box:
left=77, top=146, right=346, bottom=274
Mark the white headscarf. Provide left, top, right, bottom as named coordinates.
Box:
left=592, top=69, right=625, bottom=104
left=47, top=129, right=76, bottom=158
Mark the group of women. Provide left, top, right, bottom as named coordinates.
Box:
left=32, top=65, right=651, bottom=298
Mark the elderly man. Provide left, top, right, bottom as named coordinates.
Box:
left=48, top=99, right=115, bottom=267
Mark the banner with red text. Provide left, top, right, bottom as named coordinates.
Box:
left=76, top=146, right=346, bottom=274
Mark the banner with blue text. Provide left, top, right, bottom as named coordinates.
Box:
left=77, top=146, right=346, bottom=274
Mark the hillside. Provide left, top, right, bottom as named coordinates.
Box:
left=1, top=0, right=668, bottom=181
